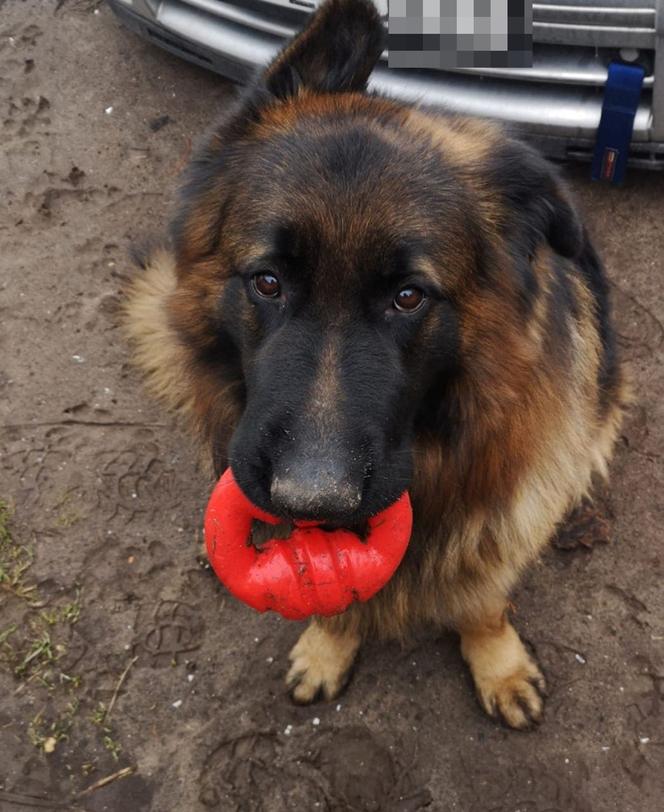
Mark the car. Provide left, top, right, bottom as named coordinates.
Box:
left=108, top=0, right=664, bottom=169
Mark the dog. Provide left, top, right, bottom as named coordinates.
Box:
left=124, top=0, right=626, bottom=728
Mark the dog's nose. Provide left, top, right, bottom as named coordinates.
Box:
left=270, top=457, right=363, bottom=520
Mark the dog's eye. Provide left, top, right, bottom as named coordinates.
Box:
left=393, top=286, right=425, bottom=313
left=252, top=273, right=281, bottom=299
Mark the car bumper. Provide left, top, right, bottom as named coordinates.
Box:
left=108, top=0, right=664, bottom=168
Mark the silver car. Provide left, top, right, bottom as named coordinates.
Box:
left=108, top=0, right=664, bottom=168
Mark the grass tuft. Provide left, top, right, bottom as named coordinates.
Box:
left=1, top=499, right=127, bottom=770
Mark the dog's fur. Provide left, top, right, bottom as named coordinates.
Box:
left=124, top=0, right=626, bottom=728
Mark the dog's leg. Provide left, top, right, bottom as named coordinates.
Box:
left=458, top=608, right=546, bottom=729
left=286, top=618, right=360, bottom=704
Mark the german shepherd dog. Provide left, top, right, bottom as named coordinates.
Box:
left=125, top=0, right=626, bottom=728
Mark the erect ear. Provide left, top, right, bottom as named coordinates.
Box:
left=490, top=140, right=584, bottom=259
left=262, top=0, right=384, bottom=99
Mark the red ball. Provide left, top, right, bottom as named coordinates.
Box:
left=204, top=468, right=412, bottom=620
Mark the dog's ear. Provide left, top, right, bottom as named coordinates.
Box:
left=489, top=140, right=583, bottom=259
left=261, top=0, right=384, bottom=99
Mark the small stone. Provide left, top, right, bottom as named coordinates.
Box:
left=199, top=785, right=219, bottom=807
left=149, top=114, right=172, bottom=132
left=66, top=166, right=85, bottom=186
left=43, top=737, right=57, bottom=754
left=172, top=699, right=183, bottom=709
left=312, top=717, right=320, bottom=726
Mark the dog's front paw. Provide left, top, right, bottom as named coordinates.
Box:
left=460, top=617, right=547, bottom=730
left=473, top=658, right=546, bottom=729
left=286, top=621, right=359, bottom=704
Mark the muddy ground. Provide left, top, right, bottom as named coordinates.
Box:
left=1, top=2, right=663, bottom=810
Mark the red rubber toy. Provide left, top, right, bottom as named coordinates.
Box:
left=204, top=468, right=413, bottom=620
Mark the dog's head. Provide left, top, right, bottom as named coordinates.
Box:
left=169, top=0, right=583, bottom=524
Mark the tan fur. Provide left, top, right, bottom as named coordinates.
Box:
left=286, top=620, right=360, bottom=703
left=122, top=249, right=194, bottom=417
left=460, top=611, right=546, bottom=729
left=403, top=110, right=501, bottom=173
left=403, top=110, right=505, bottom=231
left=308, top=333, right=342, bottom=427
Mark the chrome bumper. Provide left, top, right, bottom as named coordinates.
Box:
left=108, top=0, right=664, bottom=168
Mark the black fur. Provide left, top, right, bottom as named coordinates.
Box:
left=263, top=0, right=384, bottom=98
left=576, top=229, right=620, bottom=412
left=487, top=140, right=584, bottom=260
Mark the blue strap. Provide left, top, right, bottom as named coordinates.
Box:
left=591, top=61, right=645, bottom=184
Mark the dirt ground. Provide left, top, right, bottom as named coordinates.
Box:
left=1, top=2, right=663, bottom=810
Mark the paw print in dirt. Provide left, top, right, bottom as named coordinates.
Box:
left=316, top=726, right=432, bottom=811
left=619, top=403, right=658, bottom=460
left=198, top=731, right=325, bottom=810
left=459, top=755, right=591, bottom=812
left=55, top=0, right=105, bottom=14
left=611, top=283, right=664, bottom=362
left=2, top=95, right=51, bottom=138
left=137, top=599, right=204, bottom=668
left=95, top=442, right=186, bottom=525
left=3, top=22, right=43, bottom=49
left=198, top=725, right=431, bottom=811
left=0, top=428, right=86, bottom=512
left=620, top=666, right=664, bottom=794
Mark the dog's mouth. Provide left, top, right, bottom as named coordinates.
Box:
left=249, top=517, right=370, bottom=548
